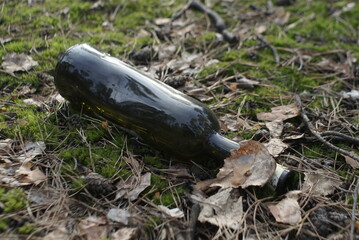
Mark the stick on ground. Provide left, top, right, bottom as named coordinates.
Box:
left=173, top=0, right=238, bottom=44
left=295, top=95, right=359, bottom=163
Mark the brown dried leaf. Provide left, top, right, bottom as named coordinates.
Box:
left=16, top=162, right=46, bottom=185
left=268, top=191, right=302, bottom=225
left=302, top=172, right=342, bottom=196
left=211, top=140, right=276, bottom=189
left=111, top=227, right=138, bottom=240
left=115, top=172, right=151, bottom=201
left=344, top=154, right=359, bottom=169
left=264, top=138, right=288, bottom=157
left=196, top=188, right=243, bottom=230
left=257, top=103, right=300, bottom=121
left=77, top=216, right=108, bottom=240
left=1, top=53, right=38, bottom=75
left=266, top=120, right=283, bottom=138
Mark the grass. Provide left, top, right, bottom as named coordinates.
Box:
left=0, top=0, right=358, bottom=239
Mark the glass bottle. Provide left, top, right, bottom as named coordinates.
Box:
left=54, top=44, right=293, bottom=193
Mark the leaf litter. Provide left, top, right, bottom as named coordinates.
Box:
left=1, top=52, right=38, bottom=76
left=1, top=0, right=359, bottom=239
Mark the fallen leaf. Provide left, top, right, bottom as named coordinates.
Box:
left=90, top=0, right=103, bottom=10
left=219, top=114, right=239, bottom=132
left=158, top=205, right=184, bottom=218
left=342, top=89, right=359, bottom=100
left=266, top=120, right=283, bottom=138
left=0, top=37, right=12, bottom=45
left=107, top=208, right=133, bottom=225
left=0, top=139, right=13, bottom=154
left=111, top=227, right=138, bottom=240
left=255, top=24, right=268, bottom=34
left=16, top=162, right=46, bottom=185
left=344, top=154, right=359, bottom=169
left=43, top=222, right=70, bottom=240
left=23, top=98, right=42, bottom=106
left=115, top=172, right=151, bottom=201
left=268, top=191, right=302, bottom=225
left=264, top=138, right=288, bottom=157
left=155, top=18, right=171, bottom=25
left=302, top=172, right=342, bottom=196
left=77, top=216, right=108, bottom=240
left=257, top=103, right=300, bottom=121
left=1, top=52, right=38, bottom=75
left=196, top=188, right=243, bottom=230
left=210, top=140, right=276, bottom=189
left=17, top=141, right=46, bottom=162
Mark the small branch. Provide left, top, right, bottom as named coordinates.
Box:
left=295, top=95, right=359, bottom=163
left=256, top=34, right=280, bottom=63
left=321, top=131, right=359, bottom=145
left=173, top=0, right=238, bottom=44
left=188, top=203, right=201, bottom=240
left=350, top=179, right=359, bottom=240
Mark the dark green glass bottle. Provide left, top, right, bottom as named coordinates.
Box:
left=54, top=44, right=293, bottom=192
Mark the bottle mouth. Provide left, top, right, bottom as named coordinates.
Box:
left=267, top=164, right=297, bottom=194
left=275, top=169, right=296, bottom=195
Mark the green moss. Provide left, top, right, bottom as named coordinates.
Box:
left=0, top=188, right=27, bottom=213
left=17, top=224, right=35, bottom=234
left=144, top=156, right=166, bottom=169
left=0, top=219, right=9, bottom=232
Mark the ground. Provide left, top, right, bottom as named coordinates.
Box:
left=0, top=0, right=358, bottom=239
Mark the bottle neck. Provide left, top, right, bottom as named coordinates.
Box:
left=206, top=133, right=295, bottom=194
left=207, top=132, right=240, bottom=161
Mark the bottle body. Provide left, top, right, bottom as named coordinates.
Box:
left=55, top=44, right=223, bottom=161
left=55, top=44, right=295, bottom=193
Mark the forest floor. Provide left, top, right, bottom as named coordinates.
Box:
left=0, top=0, right=358, bottom=239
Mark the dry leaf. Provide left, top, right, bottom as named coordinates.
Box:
left=266, top=120, right=283, bottom=138
left=264, top=138, right=288, bottom=157
left=23, top=98, right=42, bottom=106
left=302, top=172, right=342, bottom=196
left=342, top=89, right=359, bottom=100
left=344, top=154, right=359, bottom=169
left=107, top=208, right=133, bottom=225
left=196, top=188, right=243, bottom=230
left=268, top=191, right=302, bottom=225
left=255, top=24, right=268, bottom=34
left=43, top=222, right=70, bottom=240
left=158, top=205, right=184, bottom=218
left=77, top=216, right=108, bottom=240
left=1, top=52, right=38, bottom=75
left=16, top=162, right=46, bottom=185
left=219, top=114, right=239, bottom=132
left=111, top=228, right=138, bottom=240
left=17, top=141, right=46, bottom=162
left=210, top=140, right=276, bottom=189
left=257, top=103, right=300, bottom=121
left=115, top=172, right=151, bottom=201
left=0, top=139, right=13, bottom=154
left=155, top=18, right=171, bottom=25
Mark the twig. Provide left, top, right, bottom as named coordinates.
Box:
left=295, top=95, right=359, bottom=163
left=172, top=0, right=238, bottom=44
left=188, top=203, right=200, bottom=240
left=256, top=34, right=280, bottom=63
left=350, top=179, right=359, bottom=240
left=321, top=131, right=359, bottom=145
